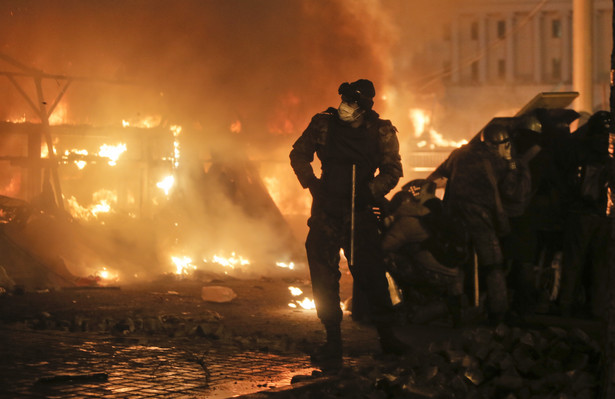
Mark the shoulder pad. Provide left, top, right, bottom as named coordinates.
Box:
left=313, top=107, right=336, bottom=119
left=310, top=109, right=334, bottom=131
left=378, top=119, right=398, bottom=137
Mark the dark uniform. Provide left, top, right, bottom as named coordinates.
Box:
left=290, top=107, right=402, bottom=324
left=381, top=186, right=465, bottom=301
left=429, top=125, right=531, bottom=318
left=559, top=111, right=615, bottom=317
left=289, top=79, right=405, bottom=364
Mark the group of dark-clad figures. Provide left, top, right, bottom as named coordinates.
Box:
left=289, top=79, right=615, bottom=370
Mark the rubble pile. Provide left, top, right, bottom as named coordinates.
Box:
left=292, top=324, right=601, bottom=399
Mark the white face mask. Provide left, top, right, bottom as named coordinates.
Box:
left=338, top=101, right=363, bottom=123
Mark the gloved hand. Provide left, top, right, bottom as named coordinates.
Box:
left=358, top=183, right=377, bottom=205
left=383, top=215, right=395, bottom=229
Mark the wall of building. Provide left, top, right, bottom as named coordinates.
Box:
left=446, top=0, right=611, bottom=104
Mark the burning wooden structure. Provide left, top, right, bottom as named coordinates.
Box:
left=0, top=55, right=303, bottom=289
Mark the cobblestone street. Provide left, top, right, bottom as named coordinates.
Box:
left=0, top=327, right=318, bottom=398
left=0, top=271, right=606, bottom=398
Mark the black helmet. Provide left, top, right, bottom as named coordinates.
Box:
left=588, top=110, right=614, bottom=136
left=389, top=190, right=413, bottom=213
left=481, top=123, right=511, bottom=148
left=400, top=178, right=436, bottom=204
left=338, top=79, right=375, bottom=111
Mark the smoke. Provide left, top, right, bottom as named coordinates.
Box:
left=0, top=0, right=478, bottom=282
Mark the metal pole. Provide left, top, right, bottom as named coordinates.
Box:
left=604, top=2, right=615, bottom=397
left=350, top=164, right=356, bottom=267
left=474, top=252, right=480, bottom=307
left=572, top=0, right=594, bottom=113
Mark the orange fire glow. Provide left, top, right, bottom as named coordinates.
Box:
left=156, top=175, right=175, bottom=196
left=276, top=261, right=295, bottom=270
left=65, top=189, right=117, bottom=220
left=172, top=255, right=196, bottom=275
left=121, top=115, right=162, bottom=128
left=230, top=120, right=242, bottom=133
left=262, top=175, right=311, bottom=216
left=98, top=143, right=127, bottom=166
left=206, top=252, right=250, bottom=269
left=48, top=103, right=69, bottom=126
left=0, top=174, right=21, bottom=197
left=170, top=125, right=182, bottom=168
left=97, top=267, right=119, bottom=283
left=409, top=108, right=467, bottom=149
left=287, top=286, right=316, bottom=310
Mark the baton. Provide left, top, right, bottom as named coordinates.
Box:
left=474, top=251, right=479, bottom=307
left=350, top=164, right=356, bottom=267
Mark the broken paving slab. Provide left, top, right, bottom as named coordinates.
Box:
left=201, top=285, right=237, bottom=302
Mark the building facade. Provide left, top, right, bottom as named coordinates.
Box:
left=398, top=0, right=613, bottom=181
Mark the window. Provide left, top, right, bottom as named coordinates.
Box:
left=497, top=20, right=506, bottom=39
left=552, top=19, right=562, bottom=38
left=498, top=59, right=506, bottom=79
left=471, top=22, right=479, bottom=40
left=552, top=58, right=562, bottom=80
left=471, top=61, right=479, bottom=81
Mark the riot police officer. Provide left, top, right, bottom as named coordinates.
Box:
left=428, top=122, right=532, bottom=322
left=289, top=79, right=407, bottom=370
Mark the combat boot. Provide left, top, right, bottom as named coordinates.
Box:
left=376, top=324, right=412, bottom=355
left=310, top=324, right=343, bottom=372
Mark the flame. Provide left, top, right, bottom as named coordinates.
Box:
left=7, top=114, right=27, bottom=123
left=156, top=175, right=175, bottom=196
left=428, top=130, right=468, bottom=149
left=171, top=125, right=182, bottom=168
left=172, top=255, right=196, bottom=275
left=97, top=267, right=119, bottom=282
left=40, top=140, right=58, bottom=158
left=276, top=261, right=295, bottom=270
left=121, top=115, right=161, bottom=128
left=48, top=103, right=68, bottom=126
left=65, top=189, right=117, bottom=220
left=64, top=148, right=89, bottom=169
left=287, top=285, right=316, bottom=309
left=98, top=143, right=127, bottom=166
left=208, top=252, right=250, bottom=269
left=409, top=108, right=467, bottom=149
left=296, top=298, right=316, bottom=310
left=410, top=108, right=429, bottom=138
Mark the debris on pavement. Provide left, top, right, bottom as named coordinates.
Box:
left=201, top=285, right=237, bottom=303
